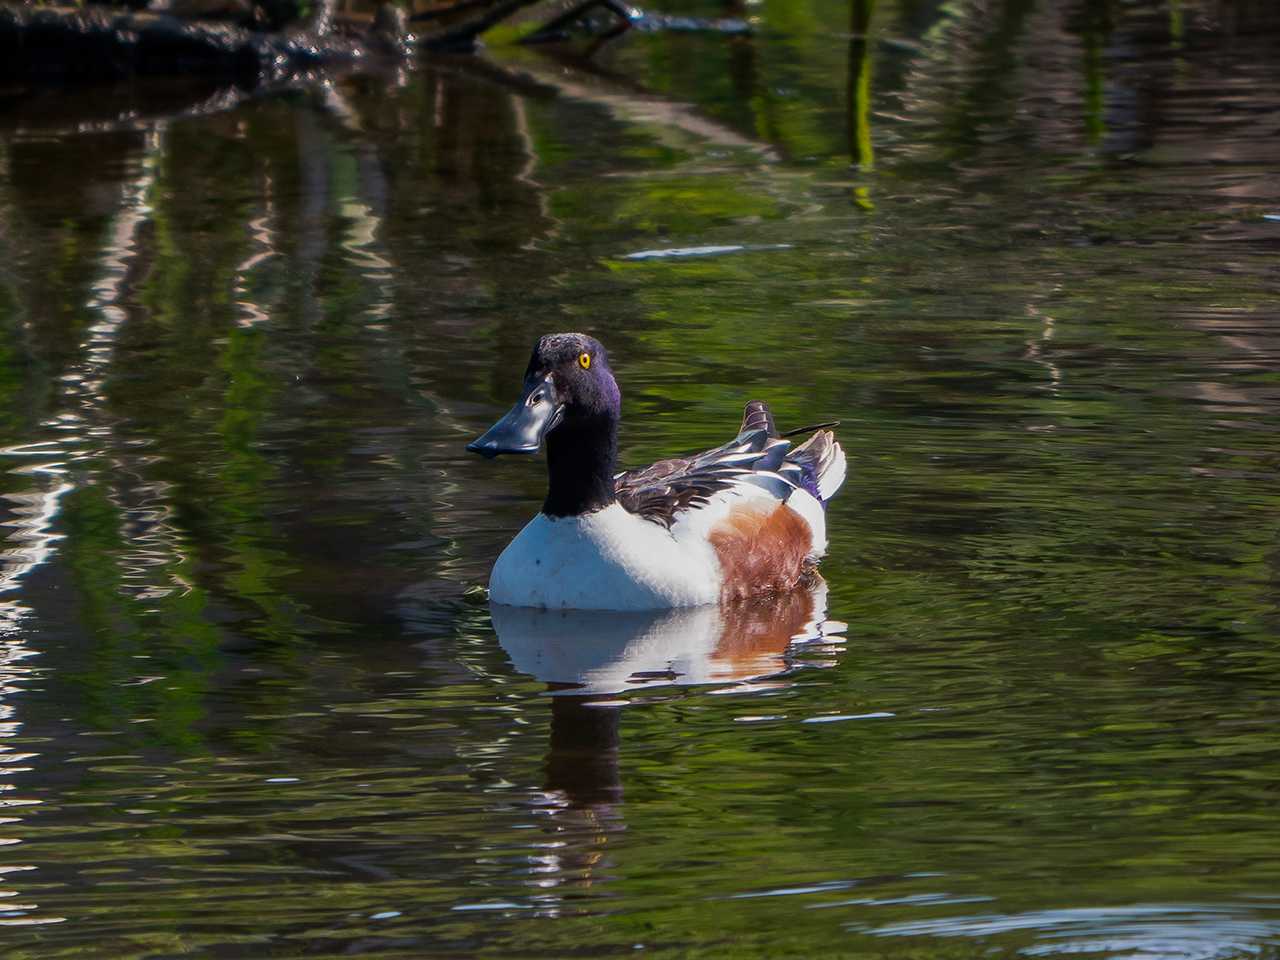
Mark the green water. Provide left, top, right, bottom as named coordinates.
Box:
left=1, top=1, right=1279, bottom=957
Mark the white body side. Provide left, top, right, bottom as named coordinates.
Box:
left=488, top=484, right=828, bottom=611
left=490, top=502, right=720, bottom=609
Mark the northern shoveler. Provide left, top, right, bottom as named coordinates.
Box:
left=468, top=333, right=846, bottom=610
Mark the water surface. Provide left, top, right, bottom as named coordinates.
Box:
left=0, top=1, right=1279, bottom=957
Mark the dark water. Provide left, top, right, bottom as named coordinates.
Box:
left=1, top=1, right=1279, bottom=956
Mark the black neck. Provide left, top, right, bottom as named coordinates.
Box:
left=543, top=414, right=618, bottom=517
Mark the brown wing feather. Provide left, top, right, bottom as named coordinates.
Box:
left=615, top=400, right=838, bottom=528
left=615, top=456, right=747, bottom=528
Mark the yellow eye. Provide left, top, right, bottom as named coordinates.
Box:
left=578, top=352, right=591, bottom=370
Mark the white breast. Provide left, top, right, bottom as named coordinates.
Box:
left=489, top=502, right=724, bottom=610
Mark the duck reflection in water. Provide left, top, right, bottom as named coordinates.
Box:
left=490, top=579, right=844, bottom=898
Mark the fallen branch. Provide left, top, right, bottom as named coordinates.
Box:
left=520, top=0, right=639, bottom=44
left=520, top=0, right=748, bottom=45
left=0, top=0, right=554, bottom=79
left=0, top=4, right=370, bottom=80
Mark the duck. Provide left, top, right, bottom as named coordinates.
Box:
left=467, top=333, right=846, bottom=610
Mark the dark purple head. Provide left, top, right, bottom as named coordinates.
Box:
left=467, top=333, right=621, bottom=459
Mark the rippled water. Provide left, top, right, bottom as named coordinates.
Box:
left=1, top=1, right=1279, bottom=956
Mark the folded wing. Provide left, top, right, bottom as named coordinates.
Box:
left=614, top=400, right=846, bottom=537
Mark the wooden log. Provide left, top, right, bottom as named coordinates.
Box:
left=0, top=0, right=544, bottom=80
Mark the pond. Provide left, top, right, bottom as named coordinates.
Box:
left=0, top=0, right=1279, bottom=956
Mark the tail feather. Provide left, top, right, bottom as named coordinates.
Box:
left=789, top=429, right=847, bottom=502
left=779, top=419, right=840, bottom=439
left=739, top=402, right=846, bottom=504
left=739, top=400, right=777, bottom=439
left=818, top=438, right=846, bottom=501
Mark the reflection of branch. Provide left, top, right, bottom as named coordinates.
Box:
left=0, top=77, right=286, bottom=139
left=0, top=468, right=74, bottom=630
left=482, top=54, right=779, bottom=161
left=1024, top=304, right=1061, bottom=393
left=419, top=0, right=543, bottom=50
left=0, top=131, right=186, bottom=612
left=427, top=50, right=777, bottom=157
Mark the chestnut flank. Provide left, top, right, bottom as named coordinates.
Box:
left=709, top=503, right=813, bottom=602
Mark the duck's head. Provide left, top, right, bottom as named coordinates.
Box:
left=467, top=333, right=620, bottom=459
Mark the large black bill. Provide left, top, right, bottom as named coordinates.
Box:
left=466, top=376, right=564, bottom=459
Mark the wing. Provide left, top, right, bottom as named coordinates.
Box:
left=615, top=401, right=840, bottom=529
